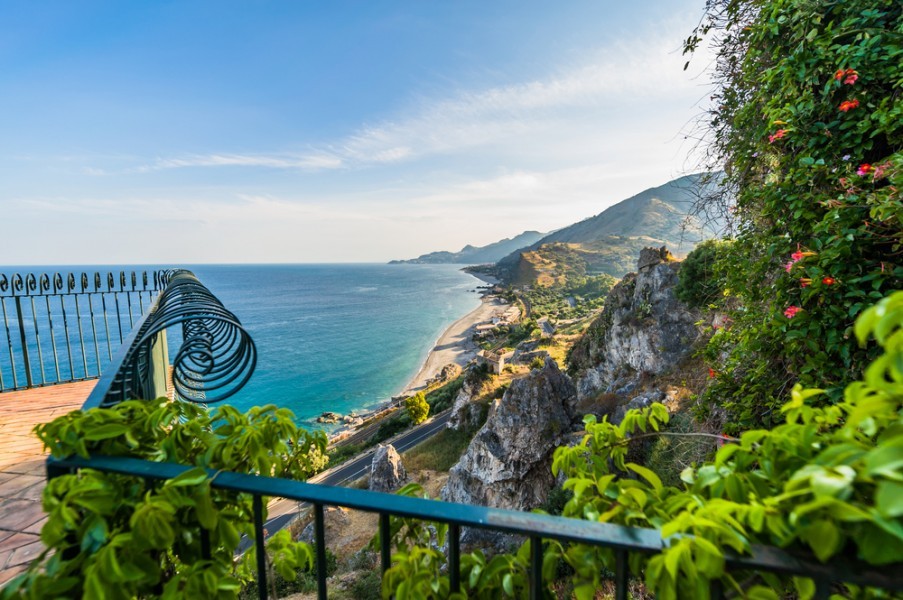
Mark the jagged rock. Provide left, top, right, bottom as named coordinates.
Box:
left=611, top=390, right=665, bottom=425
left=569, top=247, right=701, bottom=419
left=443, top=358, right=577, bottom=517
left=369, top=444, right=407, bottom=493
left=448, top=368, right=492, bottom=432
left=637, top=246, right=675, bottom=271
left=317, top=412, right=342, bottom=424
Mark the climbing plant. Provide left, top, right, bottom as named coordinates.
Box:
left=0, top=402, right=327, bottom=599
left=687, top=0, right=902, bottom=429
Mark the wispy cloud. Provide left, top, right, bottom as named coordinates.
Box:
left=136, top=152, right=344, bottom=172
left=126, top=16, right=704, bottom=175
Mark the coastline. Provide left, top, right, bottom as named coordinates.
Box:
left=324, top=269, right=504, bottom=442
left=399, top=293, right=507, bottom=396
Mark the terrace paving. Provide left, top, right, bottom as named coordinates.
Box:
left=0, top=380, right=95, bottom=586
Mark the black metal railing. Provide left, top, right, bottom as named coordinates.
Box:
left=0, top=270, right=168, bottom=392
left=44, top=271, right=903, bottom=599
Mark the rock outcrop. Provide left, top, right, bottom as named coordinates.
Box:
left=568, top=246, right=701, bottom=418
left=369, top=444, right=407, bottom=493
left=443, top=358, right=577, bottom=514
left=448, top=368, right=493, bottom=432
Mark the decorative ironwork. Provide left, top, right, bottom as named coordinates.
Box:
left=85, top=269, right=257, bottom=407
left=0, top=269, right=168, bottom=392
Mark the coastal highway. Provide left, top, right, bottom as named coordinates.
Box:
left=262, top=410, right=453, bottom=533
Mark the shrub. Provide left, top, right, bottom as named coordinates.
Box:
left=404, top=392, right=430, bottom=425
left=2, top=403, right=327, bottom=599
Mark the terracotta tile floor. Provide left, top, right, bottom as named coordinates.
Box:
left=0, top=380, right=95, bottom=586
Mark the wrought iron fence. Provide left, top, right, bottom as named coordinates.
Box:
left=44, top=271, right=903, bottom=600
left=0, top=270, right=168, bottom=392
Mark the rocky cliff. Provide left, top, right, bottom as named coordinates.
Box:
left=568, top=246, right=701, bottom=418
left=443, top=358, right=577, bottom=513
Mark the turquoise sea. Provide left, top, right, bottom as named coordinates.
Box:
left=0, top=264, right=481, bottom=426
left=190, top=264, right=481, bottom=424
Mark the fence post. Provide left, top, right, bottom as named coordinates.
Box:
left=14, top=296, right=33, bottom=388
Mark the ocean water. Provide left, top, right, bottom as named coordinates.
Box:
left=187, top=264, right=482, bottom=424
left=0, top=263, right=481, bottom=426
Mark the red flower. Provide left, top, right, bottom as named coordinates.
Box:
left=791, top=250, right=804, bottom=262
left=784, top=305, right=802, bottom=319
left=800, top=278, right=812, bottom=288
left=768, top=129, right=788, bottom=143
left=835, top=68, right=858, bottom=84
left=857, top=163, right=874, bottom=176
left=822, top=277, right=836, bottom=285
left=839, top=99, right=860, bottom=112
left=708, top=368, right=717, bottom=379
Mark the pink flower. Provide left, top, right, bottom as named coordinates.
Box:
left=784, top=305, right=802, bottom=319
left=839, top=99, right=860, bottom=112
left=784, top=261, right=795, bottom=273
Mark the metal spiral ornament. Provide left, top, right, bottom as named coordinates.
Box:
left=117, top=269, right=256, bottom=405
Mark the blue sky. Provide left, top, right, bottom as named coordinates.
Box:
left=1, top=1, right=713, bottom=264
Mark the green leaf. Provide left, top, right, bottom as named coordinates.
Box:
left=574, top=582, right=596, bottom=600
left=747, top=585, right=780, bottom=600
left=802, top=520, right=841, bottom=562
left=876, top=481, right=903, bottom=517
left=502, top=573, right=515, bottom=597
left=793, top=576, right=816, bottom=600
left=167, top=468, right=209, bottom=487
left=627, top=463, right=663, bottom=493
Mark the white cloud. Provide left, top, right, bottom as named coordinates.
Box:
left=137, top=152, right=343, bottom=172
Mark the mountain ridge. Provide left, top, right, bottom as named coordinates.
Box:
left=497, top=173, right=723, bottom=281
left=390, top=230, right=547, bottom=265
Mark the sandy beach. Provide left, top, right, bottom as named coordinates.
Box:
left=400, top=291, right=508, bottom=396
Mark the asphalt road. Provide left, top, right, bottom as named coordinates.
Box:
left=261, top=410, right=452, bottom=534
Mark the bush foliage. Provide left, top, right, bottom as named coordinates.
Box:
left=1, top=403, right=327, bottom=599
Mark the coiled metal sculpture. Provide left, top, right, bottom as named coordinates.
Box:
left=96, top=269, right=256, bottom=407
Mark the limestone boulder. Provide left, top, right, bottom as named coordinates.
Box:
left=369, top=444, right=406, bottom=493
